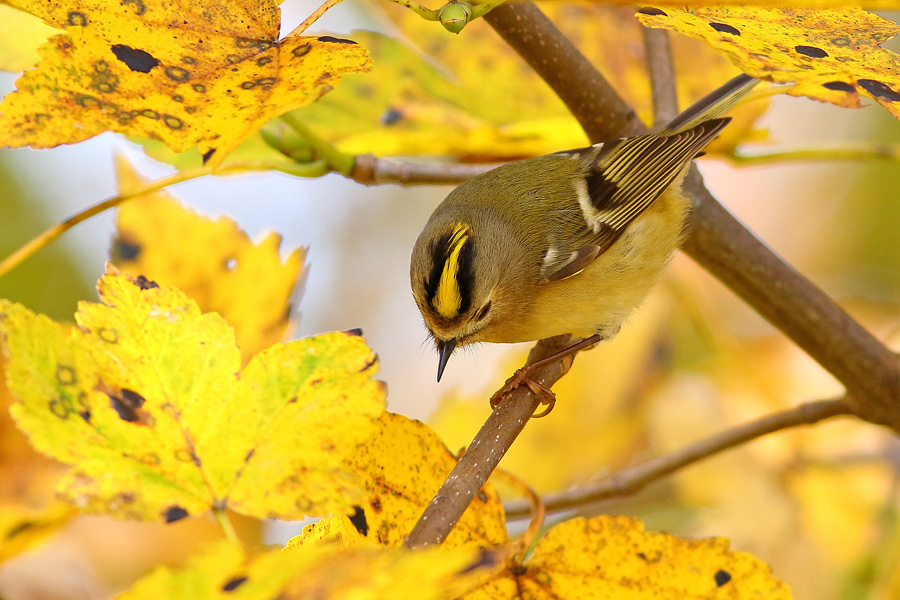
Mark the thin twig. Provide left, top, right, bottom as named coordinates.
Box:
left=504, top=397, right=851, bottom=519
left=489, top=467, right=545, bottom=563
left=286, top=0, right=347, bottom=37
left=350, top=155, right=500, bottom=185
left=727, top=144, right=900, bottom=165
left=641, top=27, right=678, bottom=127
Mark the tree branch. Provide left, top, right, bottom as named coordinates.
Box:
left=641, top=26, right=678, bottom=127
left=504, top=397, right=851, bottom=519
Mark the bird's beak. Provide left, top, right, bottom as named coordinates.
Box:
left=436, top=339, right=457, bottom=382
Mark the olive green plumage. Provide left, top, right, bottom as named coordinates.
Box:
left=411, top=75, right=759, bottom=381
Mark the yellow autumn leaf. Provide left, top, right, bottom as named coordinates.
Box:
left=111, top=156, right=306, bottom=364
left=466, top=515, right=793, bottom=599
left=292, top=413, right=507, bottom=550
left=281, top=544, right=506, bottom=600
left=0, top=4, right=54, bottom=73
left=0, top=502, right=75, bottom=563
left=114, top=541, right=321, bottom=600
left=115, top=539, right=502, bottom=600
left=0, top=0, right=371, bottom=166
left=0, top=270, right=385, bottom=522
left=638, top=7, right=900, bottom=119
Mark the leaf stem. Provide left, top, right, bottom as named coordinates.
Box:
left=489, top=467, right=545, bottom=563
left=279, top=113, right=356, bottom=176
left=287, top=0, right=347, bottom=37
left=213, top=507, right=240, bottom=544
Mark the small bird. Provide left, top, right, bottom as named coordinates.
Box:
left=411, top=75, right=759, bottom=383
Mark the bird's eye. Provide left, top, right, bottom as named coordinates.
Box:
left=474, top=301, right=491, bottom=322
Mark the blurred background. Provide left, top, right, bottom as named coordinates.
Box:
left=1, top=2, right=899, bottom=599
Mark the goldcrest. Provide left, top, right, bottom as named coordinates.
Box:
left=411, top=75, right=759, bottom=381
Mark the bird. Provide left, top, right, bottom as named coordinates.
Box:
left=410, top=74, right=759, bottom=387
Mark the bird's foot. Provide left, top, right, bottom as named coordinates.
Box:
left=489, top=366, right=557, bottom=418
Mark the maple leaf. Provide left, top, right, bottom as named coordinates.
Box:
left=0, top=0, right=372, bottom=167
left=461, top=515, right=793, bottom=599
left=290, top=413, right=507, bottom=550
left=115, top=540, right=503, bottom=600
left=0, top=269, right=386, bottom=522
left=111, top=156, right=306, bottom=364
left=639, top=7, right=900, bottom=120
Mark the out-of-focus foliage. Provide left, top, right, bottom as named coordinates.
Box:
left=111, top=156, right=307, bottom=364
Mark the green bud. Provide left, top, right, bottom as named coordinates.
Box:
left=439, top=1, right=470, bottom=34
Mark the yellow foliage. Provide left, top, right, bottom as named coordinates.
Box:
left=0, top=4, right=54, bottom=73
left=639, top=7, right=900, bottom=119
left=0, top=0, right=371, bottom=166
left=466, top=515, right=792, bottom=600
left=0, top=269, right=386, bottom=522
left=112, top=156, right=306, bottom=364
left=292, top=5, right=765, bottom=160
left=114, top=540, right=502, bottom=600
left=0, top=503, right=75, bottom=564
left=293, top=412, right=507, bottom=549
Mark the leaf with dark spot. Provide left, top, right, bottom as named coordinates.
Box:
left=318, top=36, right=356, bottom=45
left=111, top=44, right=159, bottom=73
left=109, top=388, right=149, bottom=423
left=709, top=22, right=740, bottom=36
left=134, top=275, right=159, bottom=290
left=202, top=148, right=216, bottom=163
left=858, top=79, right=900, bottom=101
left=345, top=327, right=363, bottom=337
left=714, top=569, right=732, bottom=586
left=823, top=81, right=855, bottom=92
left=348, top=505, right=368, bottom=536
left=111, top=237, right=142, bottom=261
left=795, top=45, right=828, bottom=58
left=458, top=548, right=501, bottom=574
left=163, top=505, right=189, bottom=523
left=637, top=7, right=667, bottom=16
left=222, top=576, right=248, bottom=592
left=5, top=520, right=36, bottom=540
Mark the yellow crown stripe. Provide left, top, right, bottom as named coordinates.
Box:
left=433, top=224, right=470, bottom=318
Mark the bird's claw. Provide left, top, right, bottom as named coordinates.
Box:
left=489, top=367, right=557, bottom=418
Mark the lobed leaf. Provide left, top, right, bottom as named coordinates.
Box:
left=0, top=270, right=385, bottom=522
left=111, top=156, right=307, bottom=364
left=0, top=0, right=371, bottom=166
left=639, top=7, right=900, bottom=120
left=290, top=413, right=507, bottom=549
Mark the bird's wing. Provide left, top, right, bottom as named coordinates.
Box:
left=541, top=118, right=729, bottom=282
